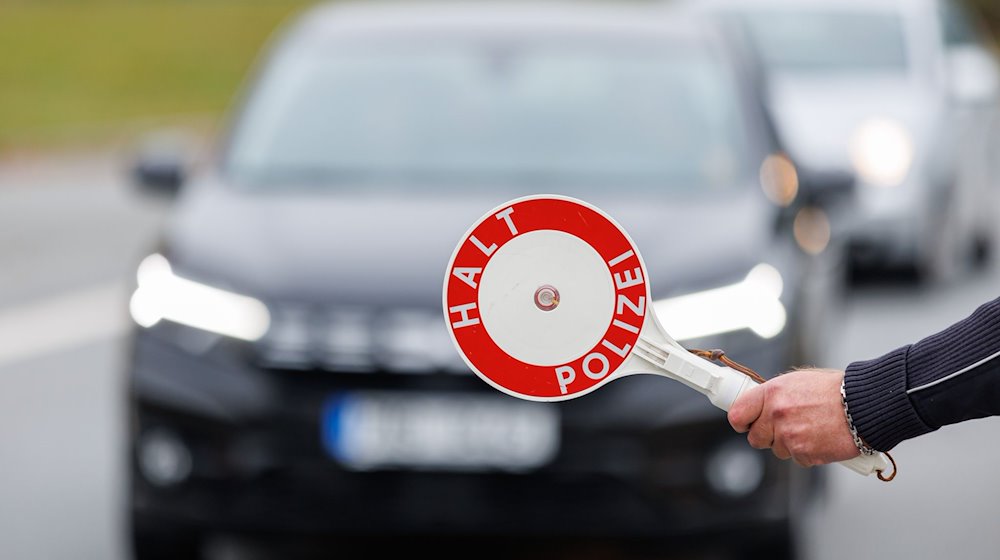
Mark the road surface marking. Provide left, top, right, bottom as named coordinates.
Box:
left=0, top=283, right=128, bottom=367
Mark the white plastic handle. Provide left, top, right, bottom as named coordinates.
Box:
left=839, top=451, right=892, bottom=476
left=631, top=333, right=892, bottom=478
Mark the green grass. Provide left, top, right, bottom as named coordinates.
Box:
left=0, top=0, right=314, bottom=149
left=3, top=0, right=999, bottom=150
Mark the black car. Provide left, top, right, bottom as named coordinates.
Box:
left=126, top=2, right=838, bottom=558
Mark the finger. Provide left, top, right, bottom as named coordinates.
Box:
left=746, top=417, right=774, bottom=450
left=771, top=437, right=791, bottom=461
left=727, top=383, right=765, bottom=433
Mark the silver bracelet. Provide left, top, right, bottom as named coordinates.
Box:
left=841, top=378, right=877, bottom=456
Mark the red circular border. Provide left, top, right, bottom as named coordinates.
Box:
left=444, top=197, right=647, bottom=399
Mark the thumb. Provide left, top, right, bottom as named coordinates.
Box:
left=727, top=383, right=765, bottom=433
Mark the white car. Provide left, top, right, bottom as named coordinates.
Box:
left=687, top=0, right=1000, bottom=282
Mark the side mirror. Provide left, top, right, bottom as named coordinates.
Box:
left=796, top=168, right=855, bottom=206
left=946, top=46, right=1000, bottom=105
left=129, top=130, right=196, bottom=197
left=772, top=167, right=855, bottom=236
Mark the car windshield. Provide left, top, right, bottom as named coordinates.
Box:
left=740, top=11, right=909, bottom=74
left=225, top=38, right=751, bottom=190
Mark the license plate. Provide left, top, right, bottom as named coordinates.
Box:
left=321, top=392, right=559, bottom=471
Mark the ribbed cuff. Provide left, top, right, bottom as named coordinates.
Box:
left=844, top=345, right=934, bottom=451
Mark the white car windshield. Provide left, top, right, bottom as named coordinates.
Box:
left=740, top=11, right=909, bottom=74
left=226, top=38, right=751, bottom=190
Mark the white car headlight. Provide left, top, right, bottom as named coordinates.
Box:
left=129, top=253, right=270, bottom=341
left=848, top=118, right=913, bottom=188
left=652, top=264, right=786, bottom=341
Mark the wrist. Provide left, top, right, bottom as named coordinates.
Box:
left=840, top=377, right=877, bottom=456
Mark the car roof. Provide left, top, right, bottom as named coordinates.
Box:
left=286, top=0, right=713, bottom=43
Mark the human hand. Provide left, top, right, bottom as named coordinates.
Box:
left=727, top=368, right=860, bottom=467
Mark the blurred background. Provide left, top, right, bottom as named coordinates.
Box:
left=2, top=0, right=1000, bottom=559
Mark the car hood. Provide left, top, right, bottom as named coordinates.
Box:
left=160, top=179, right=784, bottom=428
left=765, top=73, right=940, bottom=170
left=164, top=180, right=777, bottom=308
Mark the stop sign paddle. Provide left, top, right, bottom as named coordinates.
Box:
left=444, top=195, right=892, bottom=479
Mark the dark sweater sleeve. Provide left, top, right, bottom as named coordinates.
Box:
left=844, top=296, right=1000, bottom=451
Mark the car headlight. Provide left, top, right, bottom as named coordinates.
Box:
left=129, top=253, right=270, bottom=341
left=652, top=264, right=786, bottom=341
left=848, top=117, right=913, bottom=188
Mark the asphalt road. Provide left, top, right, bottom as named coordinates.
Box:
left=0, top=152, right=166, bottom=560
left=799, top=262, right=1000, bottom=560
left=1, top=152, right=998, bottom=560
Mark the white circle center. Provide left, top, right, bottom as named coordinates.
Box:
left=478, top=230, right=615, bottom=367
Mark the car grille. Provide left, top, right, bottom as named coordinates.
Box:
left=254, top=304, right=468, bottom=374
